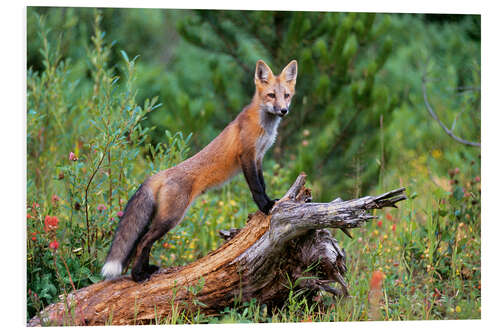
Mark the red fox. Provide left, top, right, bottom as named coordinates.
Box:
left=101, top=59, right=298, bottom=282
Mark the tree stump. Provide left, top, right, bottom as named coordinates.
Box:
left=28, top=173, right=406, bottom=326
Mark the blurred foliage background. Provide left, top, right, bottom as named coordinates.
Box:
left=26, top=7, right=481, bottom=323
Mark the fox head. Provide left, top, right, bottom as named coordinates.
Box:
left=254, top=59, right=298, bottom=117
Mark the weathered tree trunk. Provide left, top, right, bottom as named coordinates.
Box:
left=28, top=173, right=406, bottom=326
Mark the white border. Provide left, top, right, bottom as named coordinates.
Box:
left=3, top=1, right=498, bottom=332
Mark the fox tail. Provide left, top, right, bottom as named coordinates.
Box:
left=101, top=183, right=155, bottom=279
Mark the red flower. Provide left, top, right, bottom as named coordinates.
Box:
left=369, top=271, right=384, bottom=291
left=69, top=152, right=78, bottom=161
left=44, top=215, right=59, bottom=232
left=474, top=176, right=480, bottom=183
left=385, top=213, right=393, bottom=221
left=27, top=213, right=33, bottom=219
left=51, top=194, right=60, bottom=205
left=97, top=204, right=107, bottom=212
left=31, top=235, right=37, bottom=242
left=391, top=224, right=396, bottom=232
left=377, top=220, right=383, bottom=228
left=117, top=211, right=124, bottom=218
left=49, top=240, right=59, bottom=250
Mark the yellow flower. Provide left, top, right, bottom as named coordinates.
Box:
left=431, top=149, right=442, bottom=159
left=455, top=305, right=461, bottom=313
left=229, top=200, right=237, bottom=206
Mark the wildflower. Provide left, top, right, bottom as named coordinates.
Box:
left=385, top=213, right=393, bottom=221
left=27, top=213, right=33, bottom=219
left=474, top=176, right=480, bottom=183
left=302, top=140, right=309, bottom=147
left=110, top=217, right=115, bottom=222
left=97, top=204, right=107, bottom=212
left=117, top=211, right=124, bottom=218
left=31, top=232, right=37, bottom=242
left=303, top=129, right=310, bottom=137
left=49, top=240, right=59, bottom=250
left=391, top=224, right=396, bottom=232
left=51, top=194, right=60, bottom=205
left=455, top=305, right=461, bottom=313
left=32, top=202, right=40, bottom=211
left=368, top=271, right=384, bottom=320
left=377, top=220, right=383, bottom=228
left=69, top=152, right=78, bottom=161
left=431, top=149, right=442, bottom=159
left=44, top=216, right=59, bottom=232
left=163, top=242, right=170, bottom=249
left=370, top=271, right=384, bottom=290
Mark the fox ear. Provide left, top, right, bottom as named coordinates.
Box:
left=280, top=60, right=298, bottom=83
left=255, top=60, right=273, bottom=84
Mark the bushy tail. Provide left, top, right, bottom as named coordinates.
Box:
left=101, top=183, right=155, bottom=279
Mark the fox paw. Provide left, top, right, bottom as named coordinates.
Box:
left=262, top=199, right=279, bottom=215
left=131, top=265, right=159, bottom=282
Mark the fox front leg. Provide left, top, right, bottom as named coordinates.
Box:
left=240, top=153, right=275, bottom=214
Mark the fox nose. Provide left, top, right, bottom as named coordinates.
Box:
left=280, top=108, right=288, bottom=116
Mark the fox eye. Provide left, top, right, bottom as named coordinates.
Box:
left=284, top=93, right=290, bottom=98
left=267, top=93, right=276, bottom=98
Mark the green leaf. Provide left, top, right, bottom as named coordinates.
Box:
left=120, top=50, right=129, bottom=63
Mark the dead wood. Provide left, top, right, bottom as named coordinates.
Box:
left=27, top=173, right=406, bottom=326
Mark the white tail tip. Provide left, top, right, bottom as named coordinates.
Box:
left=101, top=261, right=123, bottom=279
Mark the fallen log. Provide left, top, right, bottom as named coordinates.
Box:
left=28, top=173, right=406, bottom=326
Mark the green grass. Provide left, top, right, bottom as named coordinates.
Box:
left=27, top=155, right=481, bottom=324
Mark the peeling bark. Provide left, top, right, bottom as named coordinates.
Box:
left=28, top=173, right=406, bottom=326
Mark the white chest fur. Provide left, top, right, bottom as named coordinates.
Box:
left=256, top=113, right=281, bottom=161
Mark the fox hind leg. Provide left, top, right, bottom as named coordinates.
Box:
left=131, top=216, right=181, bottom=282
left=131, top=180, right=191, bottom=282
